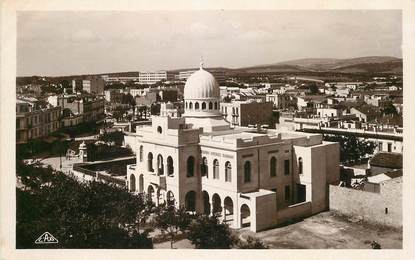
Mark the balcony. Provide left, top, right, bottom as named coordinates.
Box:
left=148, top=173, right=166, bottom=189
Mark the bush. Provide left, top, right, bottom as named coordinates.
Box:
left=187, top=215, right=235, bottom=249
left=237, top=236, right=268, bottom=249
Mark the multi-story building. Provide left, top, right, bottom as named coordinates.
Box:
left=139, top=71, right=171, bottom=85
left=101, top=75, right=140, bottom=84
left=47, top=94, right=105, bottom=123
left=220, top=100, right=274, bottom=127
left=16, top=98, right=61, bottom=144
left=126, top=65, right=340, bottom=232
left=179, top=69, right=226, bottom=83
left=82, top=76, right=105, bottom=95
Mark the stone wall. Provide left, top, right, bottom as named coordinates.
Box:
left=277, top=201, right=312, bottom=225
left=329, top=177, right=402, bottom=228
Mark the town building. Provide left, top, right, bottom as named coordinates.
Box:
left=104, top=89, right=124, bottom=102
left=47, top=94, right=105, bottom=123
left=220, top=100, right=274, bottom=127
left=82, top=76, right=105, bottom=95
left=126, top=64, right=340, bottom=232
left=139, top=71, right=173, bottom=84
left=101, top=75, right=140, bottom=84
left=179, top=69, right=226, bottom=83
left=16, top=98, right=61, bottom=144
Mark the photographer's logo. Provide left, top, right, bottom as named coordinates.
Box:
left=34, top=232, right=59, bottom=244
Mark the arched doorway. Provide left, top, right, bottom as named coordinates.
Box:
left=202, top=191, right=210, bottom=215
left=157, top=188, right=166, bottom=206
left=139, top=174, right=144, bottom=193
left=224, top=197, right=234, bottom=224
left=166, top=191, right=175, bottom=206
left=212, top=193, right=222, bottom=216
left=147, top=185, right=155, bottom=202
left=185, top=191, right=196, bottom=212
left=240, top=204, right=251, bottom=227
left=130, top=174, right=136, bottom=192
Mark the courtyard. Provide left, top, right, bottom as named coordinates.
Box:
left=237, top=211, right=402, bottom=249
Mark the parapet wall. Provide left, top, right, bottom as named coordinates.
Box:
left=329, top=178, right=402, bottom=228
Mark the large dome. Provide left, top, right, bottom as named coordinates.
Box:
left=183, top=68, right=220, bottom=100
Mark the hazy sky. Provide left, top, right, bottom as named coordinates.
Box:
left=17, top=10, right=402, bottom=77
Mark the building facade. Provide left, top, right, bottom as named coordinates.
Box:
left=179, top=69, right=226, bottom=83
left=139, top=71, right=170, bottom=84
left=47, top=94, right=105, bottom=123
left=220, top=100, right=274, bottom=127
left=126, top=66, right=340, bottom=232
left=16, top=99, right=61, bottom=144
left=82, top=76, right=105, bottom=95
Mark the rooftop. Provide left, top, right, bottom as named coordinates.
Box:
left=370, top=152, right=402, bottom=169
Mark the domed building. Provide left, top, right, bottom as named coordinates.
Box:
left=127, top=61, right=340, bottom=232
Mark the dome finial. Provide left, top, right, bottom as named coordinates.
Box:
left=199, top=56, right=204, bottom=70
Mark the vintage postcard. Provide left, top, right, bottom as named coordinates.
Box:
left=1, top=0, right=414, bottom=259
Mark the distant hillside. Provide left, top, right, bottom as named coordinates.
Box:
left=17, top=56, right=402, bottom=82
left=329, top=60, right=403, bottom=74
left=235, top=56, right=402, bottom=74
left=231, top=64, right=311, bottom=74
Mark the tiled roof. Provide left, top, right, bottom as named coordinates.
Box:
left=370, top=152, right=402, bottom=169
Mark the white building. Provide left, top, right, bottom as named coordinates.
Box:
left=179, top=69, right=226, bottom=83
left=127, top=64, right=340, bottom=232
left=139, top=71, right=168, bottom=84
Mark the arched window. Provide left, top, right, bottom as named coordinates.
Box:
left=244, top=161, right=251, bottom=183
left=298, top=157, right=303, bottom=175
left=201, top=157, right=208, bottom=177
left=270, top=156, right=277, bottom=177
left=195, top=102, right=200, bottom=109
left=157, top=126, right=162, bottom=134
left=189, top=102, right=193, bottom=109
left=139, top=145, right=143, bottom=162
left=225, top=161, right=232, bottom=182
left=213, top=159, right=219, bottom=179
left=202, top=102, right=206, bottom=110
left=187, top=156, right=195, bottom=177
left=157, top=154, right=164, bottom=175
left=130, top=174, right=136, bottom=192
left=232, top=107, right=235, bottom=115
left=209, top=102, right=213, bottom=110
left=167, top=156, right=174, bottom=176
left=185, top=102, right=188, bottom=109
left=214, top=102, right=218, bottom=110
left=148, top=152, right=154, bottom=172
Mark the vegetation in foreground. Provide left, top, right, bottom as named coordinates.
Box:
left=16, top=161, right=268, bottom=249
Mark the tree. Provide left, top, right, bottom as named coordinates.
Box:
left=381, top=101, right=398, bottom=116
left=308, top=83, right=319, bottom=94
left=153, top=204, right=191, bottom=249
left=99, top=131, right=125, bottom=146
left=323, top=134, right=376, bottom=164
left=187, top=214, right=235, bottom=249
left=135, top=194, right=155, bottom=233
left=16, top=161, right=153, bottom=248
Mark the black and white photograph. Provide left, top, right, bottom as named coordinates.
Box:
left=1, top=0, right=415, bottom=259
